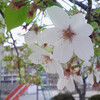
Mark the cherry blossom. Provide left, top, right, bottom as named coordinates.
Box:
left=25, top=31, right=37, bottom=45
left=40, top=6, right=94, bottom=63
left=57, top=74, right=82, bottom=92
left=28, top=44, right=64, bottom=78
left=87, top=67, right=100, bottom=85
left=25, top=30, right=44, bottom=46
left=57, top=63, right=83, bottom=91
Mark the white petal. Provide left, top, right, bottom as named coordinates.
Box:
left=53, top=40, right=73, bottom=63
left=71, top=23, right=93, bottom=37
left=95, top=71, right=100, bottom=83
left=44, top=60, right=64, bottom=78
left=70, top=13, right=86, bottom=30
left=57, top=76, right=68, bottom=90
left=47, top=6, right=70, bottom=29
left=28, top=44, right=39, bottom=51
left=70, top=13, right=93, bottom=36
left=53, top=61, right=64, bottom=78
left=36, top=33, right=46, bottom=46
left=66, top=77, right=75, bottom=92
left=28, top=44, right=42, bottom=52
left=72, top=36, right=94, bottom=61
left=38, top=27, right=61, bottom=46
left=73, top=75, right=83, bottom=84
left=44, top=61, right=57, bottom=74
left=25, top=31, right=37, bottom=45
left=87, top=73, right=94, bottom=85
left=29, top=52, right=44, bottom=64
left=28, top=44, right=50, bottom=56
left=28, top=45, right=51, bottom=64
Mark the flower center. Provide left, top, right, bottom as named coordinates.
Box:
left=63, top=26, right=75, bottom=42
left=64, top=68, right=71, bottom=79
left=43, top=55, right=52, bottom=64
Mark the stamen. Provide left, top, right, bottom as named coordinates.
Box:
left=64, top=68, right=70, bottom=79
left=62, top=26, right=75, bottom=42
left=43, top=55, right=52, bottom=64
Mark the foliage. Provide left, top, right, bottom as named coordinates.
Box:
left=52, top=93, right=75, bottom=100
left=4, top=5, right=28, bottom=32
left=88, top=94, right=100, bottom=100
left=25, top=74, right=43, bottom=85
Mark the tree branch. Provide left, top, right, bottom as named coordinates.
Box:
left=9, top=32, right=19, bottom=56
left=86, top=0, right=92, bottom=23
left=73, top=80, right=82, bottom=97
left=82, top=76, right=87, bottom=97
left=9, top=31, right=22, bottom=83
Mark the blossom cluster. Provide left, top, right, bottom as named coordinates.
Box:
left=25, top=6, right=97, bottom=91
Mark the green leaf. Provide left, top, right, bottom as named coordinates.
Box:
left=90, top=22, right=98, bottom=30
left=4, top=5, right=28, bottom=32
left=47, top=0, right=62, bottom=7
left=94, top=7, right=100, bottom=14
left=94, top=47, right=100, bottom=56
left=4, top=46, right=11, bottom=50
left=25, top=11, right=36, bottom=24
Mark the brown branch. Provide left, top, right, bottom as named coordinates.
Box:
left=86, top=0, right=92, bottom=23
left=82, top=76, right=87, bottom=97
left=9, top=32, right=19, bottom=56
left=9, top=31, right=21, bottom=83
left=75, top=61, right=87, bottom=100
left=73, top=80, right=82, bottom=98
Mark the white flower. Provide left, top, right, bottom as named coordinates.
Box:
left=57, top=75, right=82, bottom=92
left=25, top=31, right=44, bottom=46
left=57, top=76, right=75, bottom=92
left=87, top=68, right=100, bottom=85
left=25, top=31, right=37, bottom=45
left=40, top=6, right=94, bottom=63
left=28, top=45, right=64, bottom=78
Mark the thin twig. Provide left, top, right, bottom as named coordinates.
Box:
left=9, top=31, right=19, bottom=56
left=73, top=80, right=81, bottom=97
left=76, top=61, right=87, bottom=100
left=9, top=31, right=22, bottom=83
left=82, top=76, right=87, bottom=97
